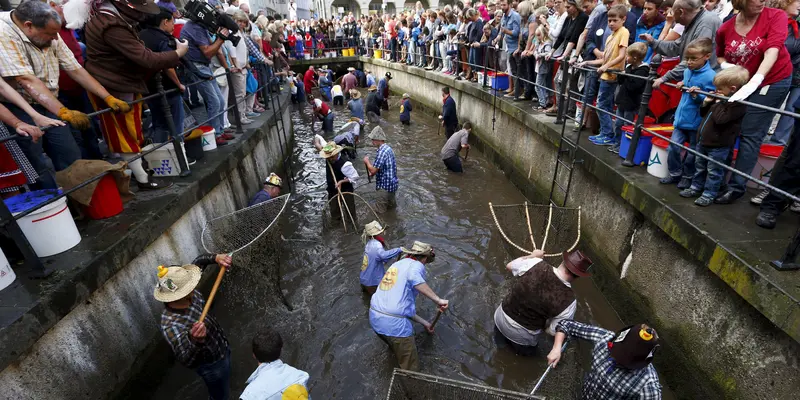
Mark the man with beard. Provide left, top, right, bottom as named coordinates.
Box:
left=0, top=0, right=126, bottom=189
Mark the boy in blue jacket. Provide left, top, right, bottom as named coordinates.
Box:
left=660, top=38, right=716, bottom=189
left=399, top=93, right=412, bottom=125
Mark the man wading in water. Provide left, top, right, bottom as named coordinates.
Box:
left=441, top=122, right=472, bottom=173
left=361, top=220, right=402, bottom=294
left=155, top=254, right=233, bottom=400
left=320, top=141, right=359, bottom=221
left=439, top=86, right=459, bottom=138
left=364, top=126, right=399, bottom=212
left=494, top=249, right=592, bottom=354
left=369, top=241, right=450, bottom=371
left=547, top=321, right=663, bottom=399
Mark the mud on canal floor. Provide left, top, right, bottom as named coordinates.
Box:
left=124, top=93, right=675, bottom=399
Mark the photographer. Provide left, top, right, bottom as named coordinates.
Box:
left=83, top=0, right=188, bottom=190
left=181, top=3, right=234, bottom=146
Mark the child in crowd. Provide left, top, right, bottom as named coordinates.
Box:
left=583, top=4, right=629, bottom=146
left=533, top=25, right=553, bottom=111
left=411, top=22, right=421, bottom=65
left=398, top=20, right=408, bottom=63
left=609, top=42, right=649, bottom=154
left=680, top=66, right=749, bottom=206
left=288, top=30, right=298, bottom=59
left=399, top=93, right=413, bottom=125
left=660, top=37, right=716, bottom=188
left=445, top=28, right=458, bottom=75
left=419, top=27, right=430, bottom=67
left=303, top=31, right=313, bottom=58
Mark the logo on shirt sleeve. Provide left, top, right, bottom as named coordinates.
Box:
left=362, top=254, right=369, bottom=271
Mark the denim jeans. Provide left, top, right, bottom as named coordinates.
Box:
left=58, top=91, right=102, bottom=160
left=536, top=69, right=552, bottom=108
left=690, top=145, right=731, bottom=199
left=513, top=52, right=527, bottom=98
left=613, top=109, right=636, bottom=144
left=769, top=85, right=800, bottom=145
left=667, top=127, right=697, bottom=179
left=145, top=91, right=185, bottom=143
left=322, top=112, right=334, bottom=133
left=4, top=103, right=81, bottom=189
left=581, top=71, right=600, bottom=111
left=597, top=80, right=617, bottom=137
left=468, top=47, right=479, bottom=71
left=728, top=75, right=792, bottom=194
left=195, top=349, right=231, bottom=400
left=195, top=77, right=226, bottom=136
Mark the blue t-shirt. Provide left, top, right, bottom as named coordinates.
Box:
left=361, top=239, right=402, bottom=286
left=369, top=258, right=427, bottom=337
left=411, top=27, right=421, bottom=42
left=348, top=98, right=364, bottom=119
left=248, top=190, right=271, bottom=207
left=398, top=29, right=406, bottom=44
left=400, top=99, right=412, bottom=122
left=180, top=21, right=212, bottom=64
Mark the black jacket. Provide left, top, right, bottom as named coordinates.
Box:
left=614, top=63, right=649, bottom=111
left=192, top=253, right=219, bottom=270
left=467, top=18, right=484, bottom=43
left=442, top=96, right=458, bottom=129
left=698, top=100, right=747, bottom=148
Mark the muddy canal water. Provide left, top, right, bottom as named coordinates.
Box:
left=134, top=94, right=671, bottom=399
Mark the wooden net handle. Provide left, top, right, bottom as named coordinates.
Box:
left=198, top=267, right=226, bottom=323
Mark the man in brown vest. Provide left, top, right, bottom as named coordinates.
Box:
left=494, top=249, right=593, bottom=355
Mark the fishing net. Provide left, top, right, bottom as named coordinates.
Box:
left=202, top=194, right=291, bottom=255
left=321, top=189, right=384, bottom=233
left=385, top=369, right=546, bottom=400
left=488, top=202, right=581, bottom=258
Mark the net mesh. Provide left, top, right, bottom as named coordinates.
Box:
left=385, top=369, right=545, bottom=400
left=202, top=194, right=290, bottom=254
left=488, top=202, right=581, bottom=258
left=322, top=190, right=384, bottom=233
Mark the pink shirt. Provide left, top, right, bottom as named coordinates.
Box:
left=715, top=7, right=792, bottom=86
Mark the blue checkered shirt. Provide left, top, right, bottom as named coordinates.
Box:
left=557, top=320, right=662, bottom=400
left=373, top=144, right=398, bottom=193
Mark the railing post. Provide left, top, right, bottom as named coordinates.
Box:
left=0, top=201, right=48, bottom=277
left=623, top=55, right=662, bottom=167
left=227, top=68, right=245, bottom=135
left=554, top=53, right=571, bottom=125
left=772, top=227, right=800, bottom=271
left=155, top=73, right=190, bottom=177
left=482, top=44, right=488, bottom=88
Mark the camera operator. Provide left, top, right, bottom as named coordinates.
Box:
left=83, top=0, right=188, bottom=190
left=180, top=5, right=233, bottom=146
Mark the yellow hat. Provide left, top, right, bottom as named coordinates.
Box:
left=264, top=173, right=282, bottom=187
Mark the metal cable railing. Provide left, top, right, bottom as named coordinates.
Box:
left=0, top=66, right=290, bottom=276
left=357, top=40, right=800, bottom=270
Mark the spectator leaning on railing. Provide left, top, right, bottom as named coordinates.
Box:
left=767, top=0, right=800, bottom=147
left=0, top=0, right=125, bottom=189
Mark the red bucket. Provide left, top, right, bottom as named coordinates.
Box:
left=84, top=174, right=123, bottom=219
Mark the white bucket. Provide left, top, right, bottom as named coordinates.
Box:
left=201, top=128, right=217, bottom=152
left=747, top=144, right=783, bottom=188
left=142, top=142, right=189, bottom=177
left=0, top=248, right=16, bottom=292
left=304, top=53, right=310, bottom=60
left=647, top=138, right=669, bottom=179
left=14, top=196, right=81, bottom=257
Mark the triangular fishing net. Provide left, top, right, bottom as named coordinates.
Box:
left=201, top=193, right=290, bottom=255
left=488, top=202, right=581, bottom=258
left=322, top=190, right=384, bottom=233
left=386, top=369, right=546, bottom=400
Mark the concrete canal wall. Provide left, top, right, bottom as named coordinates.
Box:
left=360, top=57, right=800, bottom=400
left=0, top=96, right=293, bottom=400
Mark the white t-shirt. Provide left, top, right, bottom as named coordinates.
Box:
left=332, top=85, right=344, bottom=97
left=493, top=257, right=577, bottom=346
left=231, top=32, right=248, bottom=69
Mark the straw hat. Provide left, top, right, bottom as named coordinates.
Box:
left=368, top=85, right=378, bottom=91
left=264, top=172, right=282, bottom=187
left=364, top=220, right=386, bottom=236
left=153, top=264, right=202, bottom=303
left=401, top=241, right=434, bottom=256
left=368, top=126, right=387, bottom=141
left=350, top=89, right=361, bottom=99
left=402, top=93, right=410, bottom=99
left=318, top=141, right=344, bottom=158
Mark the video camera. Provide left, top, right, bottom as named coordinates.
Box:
left=183, top=0, right=241, bottom=46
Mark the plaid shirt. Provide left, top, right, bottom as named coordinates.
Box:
left=557, top=320, right=662, bottom=400
left=373, top=143, right=398, bottom=193
left=0, top=12, right=82, bottom=103
left=160, top=290, right=229, bottom=369
left=245, top=36, right=267, bottom=64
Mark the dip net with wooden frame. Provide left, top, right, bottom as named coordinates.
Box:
left=488, top=202, right=581, bottom=258
left=385, top=369, right=546, bottom=400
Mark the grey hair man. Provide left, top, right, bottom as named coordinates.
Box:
left=639, top=0, right=721, bottom=88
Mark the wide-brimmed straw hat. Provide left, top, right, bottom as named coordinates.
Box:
left=368, top=85, right=378, bottom=91
left=609, top=324, right=660, bottom=370
left=368, top=126, right=387, bottom=141
left=401, top=241, right=434, bottom=256
left=319, top=141, right=344, bottom=158
left=153, top=264, right=202, bottom=303
left=264, top=172, right=282, bottom=187
left=563, top=249, right=593, bottom=277
left=350, top=89, right=361, bottom=99
left=364, top=220, right=386, bottom=236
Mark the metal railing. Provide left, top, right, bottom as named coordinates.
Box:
left=357, top=39, right=800, bottom=270
left=0, top=65, right=291, bottom=277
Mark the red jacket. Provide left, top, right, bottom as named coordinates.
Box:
left=58, top=27, right=84, bottom=96
left=304, top=69, right=315, bottom=94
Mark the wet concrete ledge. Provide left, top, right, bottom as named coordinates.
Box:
left=361, top=57, right=800, bottom=399
left=0, top=89, right=293, bottom=393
